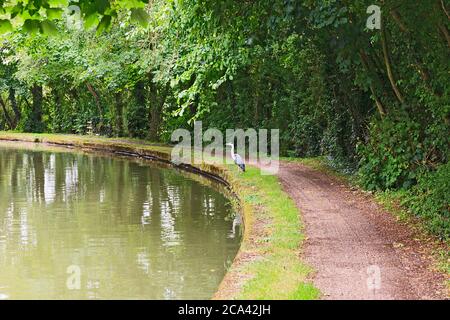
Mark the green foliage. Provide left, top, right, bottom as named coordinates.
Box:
left=126, top=101, right=148, bottom=139
left=358, top=110, right=423, bottom=190
left=0, top=0, right=448, bottom=241
left=0, top=0, right=148, bottom=34
left=358, top=105, right=449, bottom=191
left=402, top=162, right=450, bottom=240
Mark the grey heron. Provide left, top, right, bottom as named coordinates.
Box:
left=226, top=143, right=245, bottom=172
left=228, top=214, right=242, bottom=239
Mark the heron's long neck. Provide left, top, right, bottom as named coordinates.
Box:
left=230, top=145, right=234, bottom=155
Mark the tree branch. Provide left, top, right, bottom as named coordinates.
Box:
left=381, top=18, right=405, bottom=104
left=441, top=0, right=450, bottom=20
left=359, top=50, right=387, bottom=116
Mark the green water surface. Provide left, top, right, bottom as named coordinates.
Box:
left=0, top=142, right=241, bottom=299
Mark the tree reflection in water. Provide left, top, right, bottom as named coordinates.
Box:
left=0, top=142, right=241, bottom=299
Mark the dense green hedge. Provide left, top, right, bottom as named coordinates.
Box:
left=403, top=163, right=449, bottom=240
left=0, top=0, right=448, bottom=238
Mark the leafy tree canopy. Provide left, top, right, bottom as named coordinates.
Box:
left=0, top=0, right=149, bottom=34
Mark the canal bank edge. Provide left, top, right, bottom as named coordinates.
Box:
left=0, top=132, right=319, bottom=300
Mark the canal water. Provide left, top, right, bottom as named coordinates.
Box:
left=0, top=142, right=241, bottom=299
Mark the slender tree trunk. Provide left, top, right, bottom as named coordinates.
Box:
left=254, top=85, right=260, bottom=123
left=86, top=82, right=102, bottom=117
left=31, top=84, right=43, bottom=132
left=8, top=87, right=20, bottom=126
left=189, top=96, right=198, bottom=117
left=23, top=96, right=32, bottom=109
left=440, top=0, right=450, bottom=20
left=53, top=88, right=62, bottom=132
left=148, top=81, right=158, bottom=141
left=0, top=95, right=14, bottom=128
left=266, top=80, right=272, bottom=120
left=359, top=50, right=387, bottom=116
left=114, top=92, right=124, bottom=137
left=149, top=83, right=167, bottom=141
left=86, top=82, right=105, bottom=132
left=438, top=24, right=450, bottom=49
left=381, top=19, right=405, bottom=104
left=130, top=80, right=147, bottom=138
left=134, top=80, right=146, bottom=107
left=149, top=106, right=160, bottom=141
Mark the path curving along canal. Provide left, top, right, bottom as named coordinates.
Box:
left=0, top=141, right=242, bottom=300
left=276, top=161, right=448, bottom=300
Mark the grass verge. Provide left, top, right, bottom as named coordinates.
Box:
left=227, top=167, right=319, bottom=299
left=0, top=132, right=319, bottom=300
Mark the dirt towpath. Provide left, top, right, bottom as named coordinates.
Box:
left=276, top=161, right=448, bottom=300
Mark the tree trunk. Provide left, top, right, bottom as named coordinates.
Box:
left=0, top=95, right=14, bottom=128
left=439, top=0, right=450, bottom=20
left=134, top=81, right=146, bottom=107
left=53, top=88, right=62, bottom=132
left=149, top=83, right=167, bottom=141
left=381, top=19, right=405, bottom=104
left=115, top=92, right=124, bottom=137
left=8, top=87, right=20, bottom=126
left=129, top=80, right=148, bottom=138
left=30, top=84, right=43, bottom=132
left=359, top=50, right=387, bottom=116
left=86, top=83, right=101, bottom=112
left=438, top=24, right=450, bottom=49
